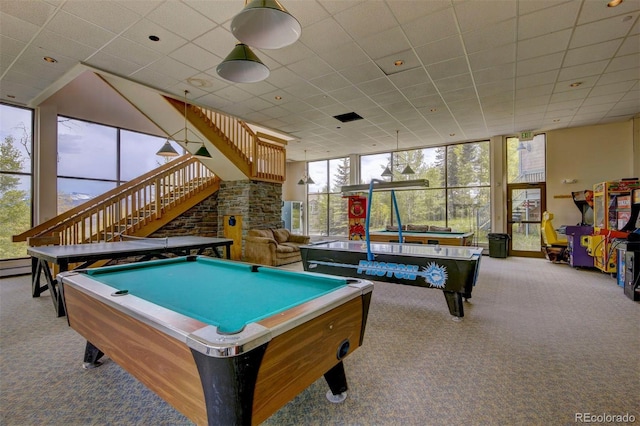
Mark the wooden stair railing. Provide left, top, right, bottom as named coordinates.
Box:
left=164, top=96, right=287, bottom=183
left=14, top=155, right=219, bottom=245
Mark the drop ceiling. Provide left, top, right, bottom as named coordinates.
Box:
left=1, top=0, right=638, bottom=161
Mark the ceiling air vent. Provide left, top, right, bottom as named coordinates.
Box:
left=333, top=112, right=363, bottom=123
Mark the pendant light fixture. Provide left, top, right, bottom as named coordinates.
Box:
left=216, top=43, right=270, bottom=84
left=157, top=90, right=212, bottom=159
left=297, top=149, right=315, bottom=185
left=381, top=130, right=414, bottom=176
left=230, top=0, right=301, bottom=50
left=156, top=139, right=179, bottom=157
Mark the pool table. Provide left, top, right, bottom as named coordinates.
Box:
left=58, top=256, right=373, bottom=426
left=368, top=230, right=474, bottom=246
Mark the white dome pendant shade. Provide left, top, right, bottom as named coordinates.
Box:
left=216, top=43, right=270, bottom=83
left=230, top=0, right=301, bottom=50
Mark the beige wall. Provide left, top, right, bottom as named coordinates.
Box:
left=546, top=120, right=635, bottom=227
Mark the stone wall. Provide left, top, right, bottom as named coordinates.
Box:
left=217, top=180, right=283, bottom=256
left=150, top=193, right=219, bottom=238
left=149, top=180, right=282, bottom=259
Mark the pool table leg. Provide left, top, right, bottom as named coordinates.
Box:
left=83, top=341, right=104, bottom=369
left=190, top=343, right=268, bottom=426
left=323, top=361, right=348, bottom=397
left=443, top=291, right=464, bottom=319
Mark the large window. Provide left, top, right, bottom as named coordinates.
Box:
left=307, top=157, right=350, bottom=236
left=359, top=141, right=490, bottom=244
left=57, top=117, right=178, bottom=214
left=0, top=104, right=33, bottom=259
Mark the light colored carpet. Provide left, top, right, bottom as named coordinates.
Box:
left=1, top=256, right=638, bottom=425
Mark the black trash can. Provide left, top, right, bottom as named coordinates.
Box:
left=488, top=233, right=509, bottom=258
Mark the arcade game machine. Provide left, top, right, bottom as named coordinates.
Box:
left=617, top=188, right=640, bottom=300
left=565, top=190, right=594, bottom=267
left=583, top=179, right=640, bottom=275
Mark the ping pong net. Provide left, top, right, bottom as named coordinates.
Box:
left=118, top=235, right=171, bottom=249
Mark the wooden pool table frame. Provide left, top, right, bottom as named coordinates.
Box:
left=59, top=262, right=373, bottom=426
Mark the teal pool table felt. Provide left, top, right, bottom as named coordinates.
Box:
left=86, top=257, right=348, bottom=334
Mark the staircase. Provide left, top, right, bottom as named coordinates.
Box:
left=14, top=73, right=288, bottom=249
left=164, top=96, right=287, bottom=183
left=13, top=155, right=219, bottom=245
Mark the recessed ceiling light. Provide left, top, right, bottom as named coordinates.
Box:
left=394, top=60, right=404, bottom=66
left=569, top=82, right=582, bottom=87
left=553, top=119, right=560, bottom=122
left=449, top=133, right=456, bottom=137
left=275, top=95, right=282, bottom=100
left=607, top=0, right=623, bottom=7
left=429, top=108, right=437, bottom=112
left=149, top=35, right=160, bottom=41
left=43, top=56, right=57, bottom=63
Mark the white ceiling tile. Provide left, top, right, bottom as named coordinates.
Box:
left=114, top=0, right=163, bottom=17
left=145, top=1, right=217, bottom=41
left=340, top=61, right=385, bottom=84
left=288, top=56, right=334, bottom=80
left=183, top=0, right=239, bottom=26
left=518, top=0, right=571, bottom=16
left=433, top=73, right=474, bottom=93
left=309, top=72, right=351, bottom=92
left=62, top=1, right=140, bottom=33
left=0, top=0, right=55, bottom=26
left=517, top=29, right=572, bottom=60
left=583, top=92, right=626, bottom=106
left=474, top=63, right=516, bottom=85
left=261, top=42, right=316, bottom=66
left=31, top=29, right=94, bottom=61
left=45, top=11, right=116, bottom=49
left=122, top=19, right=188, bottom=55
left=570, top=14, right=638, bottom=49
left=192, top=27, right=237, bottom=59
left=84, top=51, right=142, bottom=76
left=357, top=77, right=396, bottom=96
left=516, top=52, right=563, bottom=77
left=388, top=67, right=430, bottom=89
left=401, top=83, right=439, bottom=101
left=334, top=1, right=397, bottom=39
left=578, top=0, right=640, bottom=25
left=388, top=0, right=450, bottom=24
left=375, top=49, right=421, bottom=75
left=597, top=67, right=640, bottom=85
left=300, top=17, right=353, bottom=52
left=402, top=7, right=458, bottom=47
left=557, top=60, right=609, bottom=82
left=169, top=43, right=221, bottom=73
left=463, top=18, right=516, bottom=54
left=617, top=34, right=640, bottom=56
left=454, top=0, right=517, bottom=32
left=101, top=37, right=162, bottom=67
left=0, top=34, right=27, bottom=57
left=468, top=44, right=516, bottom=70
left=517, top=1, right=580, bottom=40
left=316, top=42, right=369, bottom=71
left=606, top=53, right=640, bottom=72
left=415, top=35, right=466, bottom=66
left=145, top=55, right=199, bottom=81
left=590, top=80, right=637, bottom=97
left=563, top=39, right=623, bottom=68
left=426, top=57, right=469, bottom=80
left=358, top=27, right=411, bottom=60
left=0, top=11, right=40, bottom=43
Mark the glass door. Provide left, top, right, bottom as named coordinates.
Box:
left=507, top=183, right=546, bottom=257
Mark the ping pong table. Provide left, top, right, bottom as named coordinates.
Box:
left=28, top=236, right=233, bottom=317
